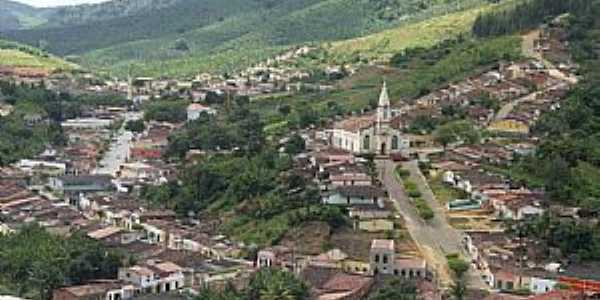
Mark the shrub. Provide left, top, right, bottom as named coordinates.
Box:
left=414, top=198, right=434, bottom=220
left=403, top=180, right=417, bottom=191
left=408, top=190, right=422, bottom=198
left=395, top=167, right=410, bottom=179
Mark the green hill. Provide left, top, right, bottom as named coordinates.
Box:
left=0, top=39, right=76, bottom=72
left=2, top=0, right=489, bottom=77
left=0, top=0, right=48, bottom=30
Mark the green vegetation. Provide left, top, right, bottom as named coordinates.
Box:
left=447, top=254, right=469, bottom=300
left=428, top=175, right=468, bottom=204
left=165, top=97, right=263, bottom=157
left=0, top=40, right=76, bottom=72
left=142, top=99, right=188, bottom=123
left=475, top=0, right=600, bottom=262
left=472, top=0, right=591, bottom=37
left=368, top=278, right=418, bottom=300
left=329, top=1, right=498, bottom=61
left=0, top=225, right=122, bottom=300
left=478, top=0, right=600, bottom=209
left=395, top=166, right=411, bottom=179
left=434, top=120, right=480, bottom=148
left=255, top=34, right=521, bottom=139
left=0, top=80, right=129, bottom=165
left=125, top=119, right=145, bottom=133
left=284, top=134, right=306, bottom=155
left=4, top=0, right=490, bottom=76
left=197, top=268, right=308, bottom=300
left=414, top=197, right=435, bottom=220
left=0, top=0, right=45, bottom=30
left=508, top=213, right=600, bottom=261
left=144, top=99, right=346, bottom=246
left=401, top=178, right=434, bottom=220
left=447, top=254, right=470, bottom=278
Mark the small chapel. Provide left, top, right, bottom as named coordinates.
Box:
left=331, top=81, right=409, bottom=155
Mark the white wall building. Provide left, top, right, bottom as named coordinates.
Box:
left=187, top=103, right=216, bottom=121
left=331, top=82, right=409, bottom=155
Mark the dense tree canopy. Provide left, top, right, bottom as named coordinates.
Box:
left=0, top=226, right=122, bottom=300
left=472, top=0, right=591, bottom=37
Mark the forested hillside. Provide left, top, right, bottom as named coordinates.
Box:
left=472, top=0, right=589, bottom=37
left=0, top=0, right=47, bottom=30
left=1, top=0, right=488, bottom=77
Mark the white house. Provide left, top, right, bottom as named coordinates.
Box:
left=187, top=103, right=216, bottom=121
left=322, top=186, right=386, bottom=208
left=118, top=261, right=185, bottom=293
left=530, top=277, right=558, bottom=294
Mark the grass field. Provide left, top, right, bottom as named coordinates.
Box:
left=0, top=49, right=74, bottom=71
left=0, top=40, right=76, bottom=72
left=328, top=2, right=511, bottom=62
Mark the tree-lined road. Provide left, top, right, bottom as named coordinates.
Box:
left=378, top=159, right=488, bottom=289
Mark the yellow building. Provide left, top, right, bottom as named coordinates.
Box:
left=488, top=119, right=530, bottom=134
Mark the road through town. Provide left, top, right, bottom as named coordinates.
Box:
left=378, top=159, right=488, bottom=289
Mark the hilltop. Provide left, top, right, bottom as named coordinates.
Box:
left=1, top=0, right=489, bottom=77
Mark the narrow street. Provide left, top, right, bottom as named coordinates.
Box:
left=378, top=159, right=488, bottom=289
left=94, top=111, right=142, bottom=176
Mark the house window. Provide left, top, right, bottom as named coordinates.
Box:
left=507, top=281, right=514, bottom=290
left=497, top=280, right=503, bottom=289
left=363, top=135, right=370, bottom=150
left=383, top=254, right=388, bottom=264
left=374, top=254, right=380, bottom=263
left=394, top=269, right=399, bottom=275
left=392, top=136, right=399, bottom=150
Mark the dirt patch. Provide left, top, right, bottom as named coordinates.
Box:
left=280, top=221, right=331, bottom=255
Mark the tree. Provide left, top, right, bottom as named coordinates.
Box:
left=246, top=269, right=308, bottom=300
left=434, top=120, right=479, bottom=148
left=285, top=134, right=306, bottom=155
left=173, top=38, right=190, bottom=51
left=447, top=254, right=469, bottom=300
left=0, top=225, right=122, bottom=300
left=125, top=119, right=145, bottom=133
left=278, top=104, right=291, bottom=116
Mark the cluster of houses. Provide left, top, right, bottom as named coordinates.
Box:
left=256, top=239, right=431, bottom=299
left=410, top=25, right=600, bottom=299
left=400, top=57, right=573, bottom=136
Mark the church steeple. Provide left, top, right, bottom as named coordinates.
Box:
left=378, top=81, right=390, bottom=107
left=377, top=81, right=391, bottom=126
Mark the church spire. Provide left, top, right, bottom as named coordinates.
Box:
left=377, top=80, right=391, bottom=126
left=378, top=81, right=390, bottom=107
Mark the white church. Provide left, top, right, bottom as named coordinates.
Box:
left=331, top=82, right=409, bottom=155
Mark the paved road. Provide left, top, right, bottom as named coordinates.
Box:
left=94, top=112, right=142, bottom=176
left=378, top=159, right=488, bottom=289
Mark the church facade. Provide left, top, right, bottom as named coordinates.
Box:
left=331, top=82, right=409, bottom=155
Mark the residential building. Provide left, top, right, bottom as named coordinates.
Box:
left=52, top=281, right=137, bottom=300
left=187, top=103, right=216, bottom=121
left=322, top=185, right=386, bottom=208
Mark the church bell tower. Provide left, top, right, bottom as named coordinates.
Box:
left=377, top=81, right=391, bottom=129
